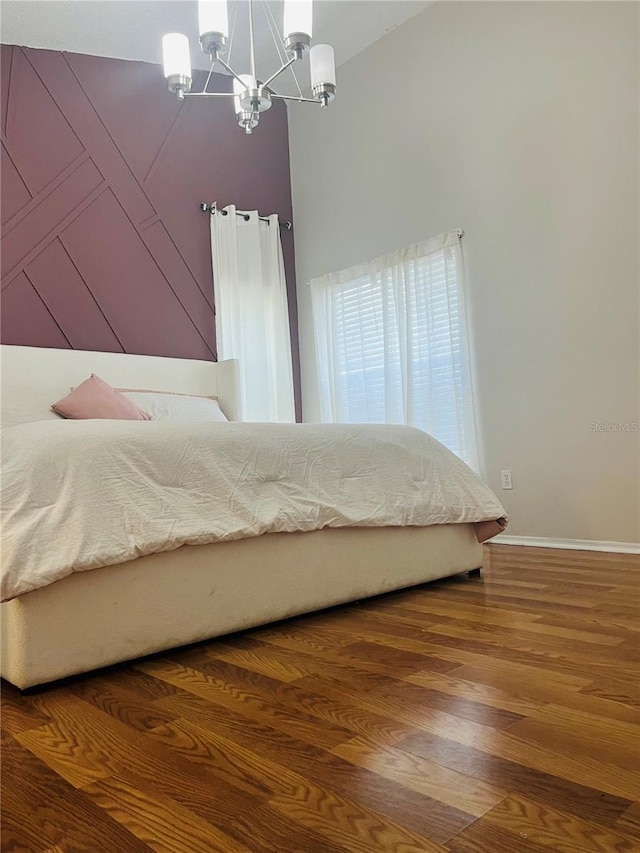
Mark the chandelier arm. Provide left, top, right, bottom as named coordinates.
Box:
left=249, top=0, right=257, bottom=83
left=227, top=0, right=238, bottom=67
left=262, top=56, right=297, bottom=91
left=183, top=92, right=237, bottom=99
left=263, top=3, right=303, bottom=98
left=263, top=1, right=304, bottom=99
left=216, top=57, right=250, bottom=90
left=264, top=1, right=288, bottom=66
left=288, top=63, right=305, bottom=99
left=202, top=59, right=217, bottom=94
left=271, top=94, right=321, bottom=104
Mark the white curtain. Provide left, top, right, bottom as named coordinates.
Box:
left=309, top=231, right=478, bottom=470
left=210, top=205, right=295, bottom=422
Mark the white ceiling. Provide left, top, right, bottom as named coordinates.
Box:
left=0, top=0, right=433, bottom=95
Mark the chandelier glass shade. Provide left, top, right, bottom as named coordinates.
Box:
left=161, top=0, right=336, bottom=134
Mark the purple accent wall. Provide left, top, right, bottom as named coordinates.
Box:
left=0, top=45, right=300, bottom=413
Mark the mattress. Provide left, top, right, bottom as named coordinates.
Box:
left=2, top=418, right=505, bottom=601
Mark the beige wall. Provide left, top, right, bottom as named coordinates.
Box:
left=289, top=1, right=639, bottom=543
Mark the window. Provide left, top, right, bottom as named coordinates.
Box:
left=309, top=231, right=478, bottom=469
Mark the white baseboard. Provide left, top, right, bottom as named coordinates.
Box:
left=490, top=535, right=640, bottom=555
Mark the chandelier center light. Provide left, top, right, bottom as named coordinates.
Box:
left=162, top=0, right=336, bottom=134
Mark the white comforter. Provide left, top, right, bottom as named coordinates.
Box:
left=1, top=420, right=506, bottom=601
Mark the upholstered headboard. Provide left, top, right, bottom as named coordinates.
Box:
left=0, top=346, right=242, bottom=423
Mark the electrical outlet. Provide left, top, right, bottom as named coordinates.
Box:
left=501, top=469, right=513, bottom=490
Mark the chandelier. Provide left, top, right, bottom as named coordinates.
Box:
left=161, top=0, right=336, bottom=134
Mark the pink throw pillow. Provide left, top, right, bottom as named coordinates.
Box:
left=51, top=374, right=150, bottom=420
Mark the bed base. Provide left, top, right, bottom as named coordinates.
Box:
left=1, top=524, right=482, bottom=690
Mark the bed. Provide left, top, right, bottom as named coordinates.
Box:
left=0, top=344, right=505, bottom=689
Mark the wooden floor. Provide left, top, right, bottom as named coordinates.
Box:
left=2, top=545, right=640, bottom=853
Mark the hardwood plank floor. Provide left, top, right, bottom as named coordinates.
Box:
left=2, top=544, right=639, bottom=852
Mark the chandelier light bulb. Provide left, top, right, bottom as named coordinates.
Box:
left=162, top=33, right=191, bottom=79
left=310, top=44, right=336, bottom=105
left=310, top=44, right=335, bottom=87
left=162, top=33, right=192, bottom=96
left=198, top=0, right=228, bottom=39
left=284, top=0, right=313, bottom=40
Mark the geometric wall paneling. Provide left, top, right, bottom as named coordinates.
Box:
left=1, top=46, right=12, bottom=134
left=1, top=43, right=298, bottom=403
left=59, top=189, right=214, bottom=359
left=26, top=239, right=124, bottom=353
left=64, top=51, right=183, bottom=184
left=0, top=272, right=71, bottom=349
left=26, top=48, right=156, bottom=227
left=1, top=156, right=104, bottom=284
left=2, top=47, right=84, bottom=196
left=142, top=220, right=216, bottom=354
left=1, top=143, right=31, bottom=225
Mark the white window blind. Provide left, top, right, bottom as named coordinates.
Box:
left=309, top=231, right=478, bottom=469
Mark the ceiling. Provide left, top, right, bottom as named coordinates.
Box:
left=0, top=1, right=433, bottom=95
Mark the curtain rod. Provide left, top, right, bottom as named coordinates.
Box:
left=200, top=202, right=292, bottom=231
